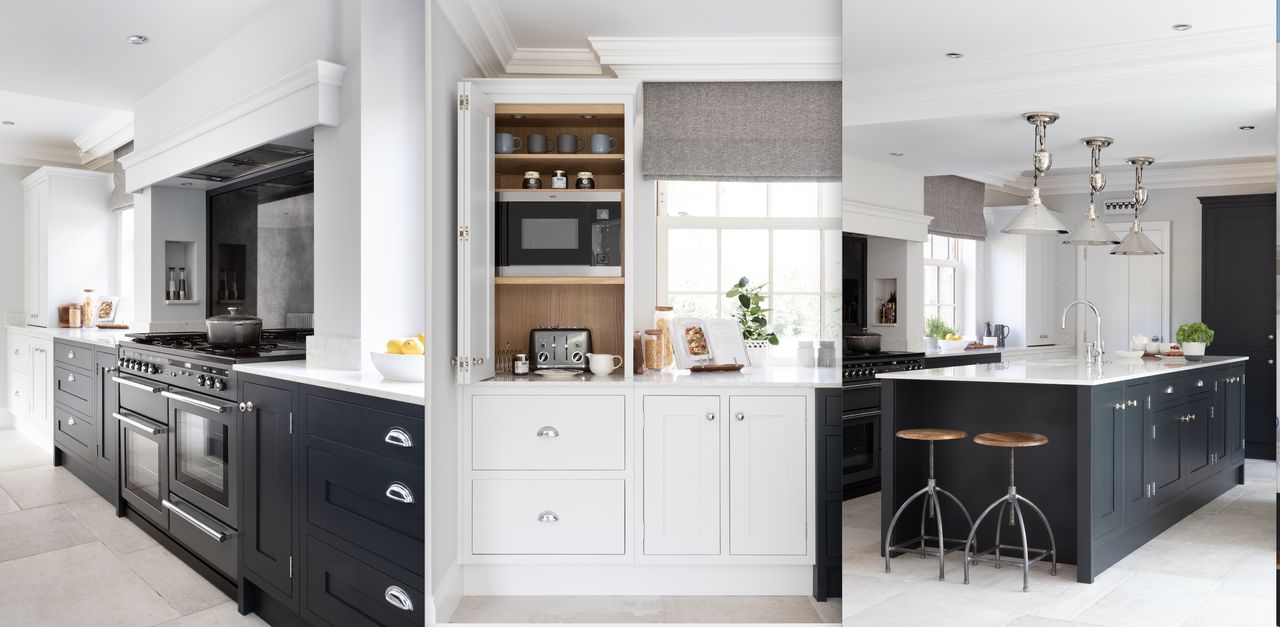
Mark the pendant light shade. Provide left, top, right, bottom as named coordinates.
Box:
left=1064, top=136, right=1121, bottom=246
left=1003, top=112, right=1068, bottom=235
left=1111, top=156, right=1163, bottom=255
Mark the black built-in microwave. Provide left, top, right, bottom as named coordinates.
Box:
left=496, top=191, right=621, bottom=276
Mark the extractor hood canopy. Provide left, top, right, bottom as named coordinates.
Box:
left=178, top=142, right=311, bottom=184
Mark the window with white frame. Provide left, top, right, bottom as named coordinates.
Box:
left=657, top=181, right=842, bottom=357
left=923, top=234, right=965, bottom=329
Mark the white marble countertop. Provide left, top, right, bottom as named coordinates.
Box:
left=924, top=344, right=1076, bottom=360
left=232, top=361, right=425, bottom=406
left=472, top=366, right=841, bottom=388
left=6, top=324, right=135, bottom=348
left=880, top=355, right=1248, bottom=386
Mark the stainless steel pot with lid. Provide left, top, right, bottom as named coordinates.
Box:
left=207, top=307, right=262, bottom=346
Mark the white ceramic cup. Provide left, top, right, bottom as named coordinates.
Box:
left=586, top=353, right=623, bottom=376
left=983, top=336, right=998, bottom=347
left=1144, top=341, right=1159, bottom=354
left=1130, top=335, right=1149, bottom=351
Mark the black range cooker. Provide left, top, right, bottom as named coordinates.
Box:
left=842, top=350, right=924, bottom=499
left=113, top=329, right=309, bottom=582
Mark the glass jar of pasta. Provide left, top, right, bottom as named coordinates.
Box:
left=643, top=329, right=666, bottom=372
left=654, top=306, right=676, bottom=370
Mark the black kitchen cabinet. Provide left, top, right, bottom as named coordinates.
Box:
left=1089, top=385, right=1125, bottom=541
left=304, top=535, right=423, bottom=627
left=1225, top=365, right=1247, bottom=464
left=240, top=374, right=300, bottom=611
left=52, top=339, right=118, bottom=503
left=1121, top=382, right=1151, bottom=526
left=923, top=351, right=1002, bottom=368
left=1149, top=403, right=1185, bottom=507
left=1180, top=396, right=1213, bottom=486
left=95, top=349, right=119, bottom=486
left=813, top=387, right=841, bottom=601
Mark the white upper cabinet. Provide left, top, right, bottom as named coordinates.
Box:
left=642, top=395, right=721, bottom=555
left=21, top=168, right=113, bottom=328
left=728, top=395, right=807, bottom=556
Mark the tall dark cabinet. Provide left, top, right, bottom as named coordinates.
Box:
left=1200, top=193, right=1276, bottom=459
left=843, top=234, right=867, bottom=334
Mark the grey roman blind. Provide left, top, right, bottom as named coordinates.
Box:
left=108, top=142, right=134, bottom=210
left=924, top=175, right=987, bottom=240
left=642, top=82, right=841, bottom=182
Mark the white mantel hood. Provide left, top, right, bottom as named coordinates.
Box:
left=842, top=199, right=933, bottom=241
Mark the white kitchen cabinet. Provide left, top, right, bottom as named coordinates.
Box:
left=641, top=395, right=721, bottom=555
left=472, top=479, right=626, bottom=555
left=9, top=330, right=53, bottom=451
left=987, top=205, right=1063, bottom=346
left=1077, top=221, right=1171, bottom=351
left=728, top=395, right=807, bottom=556
left=21, top=167, right=112, bottom=328
left=472, top=395, right=626, bottom=470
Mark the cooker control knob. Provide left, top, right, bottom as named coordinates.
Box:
left=117, top=358, right=125, bottom=369
left=211, top=378, right=225, bottom=391
left=196, top=375, right=207, bottom=386
left=148, top=364, right=160, bottom=374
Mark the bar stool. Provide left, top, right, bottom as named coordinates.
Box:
left=963, top=431, right=1058, bottom=592
left=883, top=428, right=974, bottom=581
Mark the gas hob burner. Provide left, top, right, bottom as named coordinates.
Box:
left=124, top=328, right=312, bottom=364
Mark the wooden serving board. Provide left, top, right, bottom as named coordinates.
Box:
left=689, top=363, right=746, bottom=373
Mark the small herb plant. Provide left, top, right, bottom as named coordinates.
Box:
left=726, top=277, right=779, bottom=346
left=1175, top=322, right=1215, bottom=345
left=925, top=317, right=953, bottom=339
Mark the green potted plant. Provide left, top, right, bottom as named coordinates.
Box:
left=1175, top=322, right=1214, bottom=361
left=726, top=277, right=779, bottom=367
left=924, top=317, right=953, bottom=352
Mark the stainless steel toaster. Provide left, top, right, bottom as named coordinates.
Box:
left=529, top=328, right=592, bottom=370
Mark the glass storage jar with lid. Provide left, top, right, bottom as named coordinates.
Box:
left=654, top=306, right=676, bottom=370
left=523, top=171, right=541, bottom=189
left=575, top=172, right=595, bottom=189
left=643, top=329, right=666, bottom=372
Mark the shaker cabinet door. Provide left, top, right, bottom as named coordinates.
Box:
left=642, top=395, right=721, bottom=556
left=455, top=81, right=496, bottom=384
left=728, top=396, right=806, bottom=556
left=240, top=376, right=298, bottom=607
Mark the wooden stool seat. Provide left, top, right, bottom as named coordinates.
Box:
left=973, top=431, right=1049, bottom=448
left=896, top=428, right=967, bottom=442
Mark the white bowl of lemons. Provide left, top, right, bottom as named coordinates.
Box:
left=370, top=334, right=426, bottom=382
left=937, top=335, right=969, bottom=353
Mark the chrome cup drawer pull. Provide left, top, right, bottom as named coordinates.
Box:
left=537, top=510, right=559, bottom=523
left=385, top=482, right=415, bottom=504
left=536, top=426, right=560, bottom=439
left=1195, top=379, right=1204, bottom=387
left=67, top=350, right=75, bottom=359
left=384, top=586, right=414, bottom=611
left=1164, top=385, right=1174, bottom=394
left=384, top=428, right=413, bottom=447
left=67, top=416, right=75, bottom=426
left=66, top=373, right=75, bottom=383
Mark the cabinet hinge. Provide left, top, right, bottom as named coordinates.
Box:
left=1210, top=407, right=1214, bottom=419
left=1242, top=438, right=1246, bottom=449
left=458, top=225, right=470, bottom=241
left=458, top=94, right=469, bottom=111
left=1151, top=424, right=1156, bottom=439
left=1146, top=395, right=1151, bottom=410
left=1214, top=380, right=1218, bottom=392
left=289, top=412, right=293, bottom=435
left=289, top=556, right=293, bottom=578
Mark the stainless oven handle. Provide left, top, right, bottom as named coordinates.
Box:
left=843, top=381, right=882, bottom=390
left=161, top=391, right=231, bottom=413
left=112, top=376, right=162, bottom=394
left=843, top=409, right=882, bottom=420
left=162, top=500, right=229, bottom=543
left=114, top=412, right=167, bottom=435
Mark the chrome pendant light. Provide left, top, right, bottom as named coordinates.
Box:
left=1002, top=112, right=1069, bottom=235
left=1111, top=157, right=1163, bottom=255
left=1063, top=136, right=1121, bottom=246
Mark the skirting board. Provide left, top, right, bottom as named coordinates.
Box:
left=13, top=414, right=52, bottom=455
left=431, top=563, right=464, bottom=624
left=461, top=564, right=812, bottom=596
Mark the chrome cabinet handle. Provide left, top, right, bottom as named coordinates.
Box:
left=1113, top=403, right=1124, bottom=410
left=112, top=376, right=161, bottom=394
left=537, top=510, right=559, bottom=523
left=1164, top=385, right=1174, bottom=394
left=114, top=412, right=167, bottom=435
left=67, top=416, right=75, bottom=426
left=162, top=391, right=230, bottom=413
left=66, top=373, right=75, bottom=383
left=162, top=500, right=229, bottom=542
left=384, top=586, right=413, bottom=611
left=536, top=426, right=560, bottom=438
left=385, top=482, right=414, bottom=504
left=735, top=411, right=745, bottom=421
left=1128, top=399, right=1138, bottom=407
left=384, top=428, right=413, bottom=447
left=66, top=350, right=75, bottom=359
left=705, top=412, right=715, bottom=421
left=238, top=401, right=254, bottom=413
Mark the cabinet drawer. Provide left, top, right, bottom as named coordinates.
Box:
left=472, top=395, right=625, bottom=470
left=305, top=393, right=424, bottom=468
left=53, top=404, right=93, bottom=461
left=53, top=341, right=94, bottom=372
left=53, top=366, right=93, bottom=415
left=8, top=369, right=28, bottom=417
left=1183, top=372, right=1215, bottom=397
left=306, top=448, right=423, bottom=575
left=304, top=535, right=423, bottom=627
left=7, top=334, right=27, bottom=373
left=1151, top=376, right=1185, bottom=406
left=472, top=479, right=625, bottom=555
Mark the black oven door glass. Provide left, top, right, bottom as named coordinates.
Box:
left=124, top=428, right=163, bottom=507
left=172, top=408, right=230, bottom=508
left=843, top=410, right=880, bottom=483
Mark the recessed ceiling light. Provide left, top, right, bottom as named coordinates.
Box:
left=126, top=34, right=150, bottom=45
left=889, top=152, right=904, bottom=157
left=1239, top=125, right=1256, bottom=130
left=1171, top=24, right=1192, bottom=31
left=944, top=52, right=964, bottom=59
left=0, top=121, right=13, bottom=126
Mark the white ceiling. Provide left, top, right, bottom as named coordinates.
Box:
left=843, top=0, right=1277, bottom=182
left=496, top=0, right=839, bottom=48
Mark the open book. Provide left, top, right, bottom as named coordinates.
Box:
left=670, top=317, right=749, bottom=369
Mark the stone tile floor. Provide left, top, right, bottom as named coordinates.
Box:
left=842, top=458, right=1277, bottom=626
left=0, top=428, right=265, bottom=627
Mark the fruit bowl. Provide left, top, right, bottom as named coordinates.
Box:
left=937, top=339, right=968, bottom=353
left=370, top=351, right=425, bottom=382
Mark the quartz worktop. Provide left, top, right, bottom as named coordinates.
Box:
left=232, top=361, right=425, bottom=406
left=6, top=323, right=134, bottom=348
left=880, top=354, right=1248, bottom=386
left=924, top=344, right=1076, bottom=360
left=473, top=366, right=841, bottom=388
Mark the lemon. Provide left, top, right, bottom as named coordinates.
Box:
left=418, top=332, right=426, bottom=345
left=385, top=339, right=403, bottom=354
left=401, top=338, right=425, bottom=355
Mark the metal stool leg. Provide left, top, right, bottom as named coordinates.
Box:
left=935, top=487, right=974, bottom=534
left=962, top=497, right=1006, bottom=584
left=931, top=490, right=946, bottom=580
left=992, top=500, right=1008, bottom=568
left=1016, top=495, right=1058, bottom=576
left=884, top=484, right=930, bottom=573
left=1012, top=499, right=1031, bottom=592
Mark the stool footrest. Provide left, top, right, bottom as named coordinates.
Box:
left=887, top=535, right=970, bottom=559
left=967, top=544, right=1054, bottom=568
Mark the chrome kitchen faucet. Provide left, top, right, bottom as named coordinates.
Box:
left=1061, top=299, right=1103, bottom=365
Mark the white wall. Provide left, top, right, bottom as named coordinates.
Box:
left=865, top=236, right=924, bottom=351
left=139, top=186, right=206, bottom=329
left=427, top=0, right=479, bottom=619
left=842, top=155, right=924, bottom=214
left=0, top=164, right=36, bottom=416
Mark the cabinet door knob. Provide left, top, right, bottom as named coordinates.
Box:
left=384, top=586, right=414, bottom=612
left=238, top=401, right=254, bottom=413
left=705, top=412, right=715, bottom=421
left=1114, top=403, right=1125, bottom=410
left=536, top=426, right=559, bottom=438
left=537, top=510, right=559, bottom=523
left=1128, top=399, right=1138, bottom=407
left=384, top=428, right=414, bottom=447
left=385, top=482, right=414, bottom=504
left=735, top=411, right=745, bottom=421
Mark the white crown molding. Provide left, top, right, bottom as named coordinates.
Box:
left=847, top=26, right=1275, bottom=125
left=842, top=200, right=933, bottom=242
left=73, top=110, right=133, bottom=164
left=435, top=0, right=515, bottom=78
left=505, top=48, right=603, bottom=76
left=0, top=142, right=83, bottom=168
left=590, top=36, right=841, bottom=81
left=969, top=159, right=1278, bottom=196
left=20, top=165, right=111, bottom=190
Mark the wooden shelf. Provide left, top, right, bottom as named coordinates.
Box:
left=495, top=276, right=624, bottom=286
left=495, top=188, right=624, bottom=193
left=495, top=153, right=624, bottom=175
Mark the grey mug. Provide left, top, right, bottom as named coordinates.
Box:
left=557, top=134, right=584, bottom=154
left=590, top=134, right=618, bottom=154
left=526, top=133, right=549, bottom=154
left=495, top=133, right=522, bottom=154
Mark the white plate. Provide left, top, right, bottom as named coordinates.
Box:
left=534, top=368, right=584, bottom=379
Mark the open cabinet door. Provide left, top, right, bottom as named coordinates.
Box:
left=456, top=82, right=496, bottom=383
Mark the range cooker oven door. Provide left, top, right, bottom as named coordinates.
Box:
left=117, top=409, right=169, bottom=529
left=163, top=389, right=239, bottom=529
left=842, top=379, right=883, bottom=498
